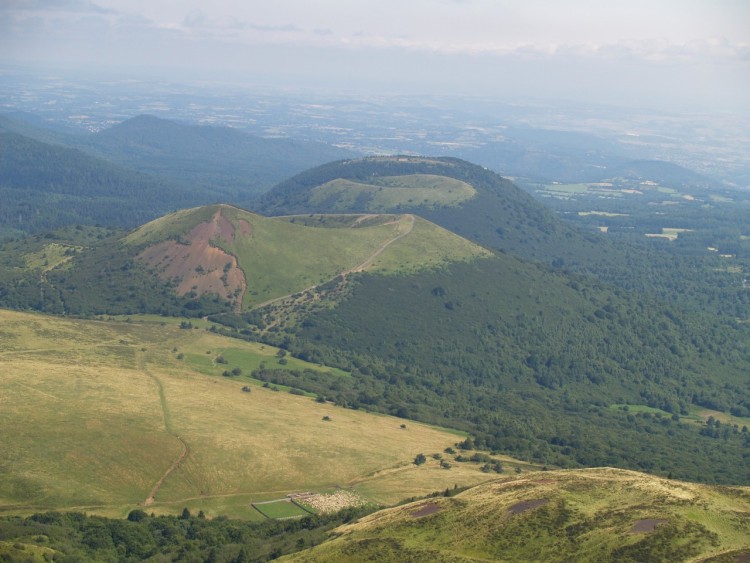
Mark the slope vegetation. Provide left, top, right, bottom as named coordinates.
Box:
left=249, top=255, right=750, bottom=484
left=287, top=468, right=750, bottom=562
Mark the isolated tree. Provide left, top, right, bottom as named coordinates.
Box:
left=414, top=453, right=427, bottom=465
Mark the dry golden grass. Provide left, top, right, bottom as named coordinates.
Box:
left=0, top=309, right=476, bottom=518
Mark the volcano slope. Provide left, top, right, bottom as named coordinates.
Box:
left=0, top=204, right=489, bottom=316
left=257, top=156, right=599, bottom=265
left=124, top=204, right=491, bottom=310
left=256, top=156, right=749, bottom=318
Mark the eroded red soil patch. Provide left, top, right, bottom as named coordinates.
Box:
left=238, top=219, right=252, bottom=237
left=137, top=210, right=247, bottom=309
left=630, top=519, right=666, bottom=534
left=411, top=502, right=442, bottom=518
left=508, top=498, right=548, bottom=515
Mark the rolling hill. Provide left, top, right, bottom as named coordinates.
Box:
left=287, top=467, right=750, bottom=562
left=124, top=204, right=490, bottom=310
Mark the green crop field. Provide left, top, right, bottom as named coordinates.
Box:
left=253, top=500, right=312, bottom=519
left=0, top=309, right=499, bottom=519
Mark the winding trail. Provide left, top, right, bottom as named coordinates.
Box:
left=252, top=214, right=415, bottom=311
left=344, top=214, right=415, bottom=275
left=137, top=351, right=189, bottom=506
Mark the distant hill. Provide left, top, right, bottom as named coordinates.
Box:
left=0, top=132, right=212, bottom=237
left=459, top=126, right=630, bottom=183
left=289, top=467, right=750, bottom=562
left=0, top=112, right=80, bottom=145
left=0, top=113, right=356, bottom=236
left=83, top=115, right=356, bottom=197
left=601, top=159, right=720, bottom=189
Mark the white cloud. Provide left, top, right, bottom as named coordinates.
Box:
left=1, top=0, right=113, bottom=14
left=1, top=0, right=747, bottom=112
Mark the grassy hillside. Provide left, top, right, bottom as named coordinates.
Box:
left=286, top=467, right=750, bottom=562
left=0, top=309, right=508, bottom=519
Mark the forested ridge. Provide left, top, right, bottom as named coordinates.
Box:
left=0, top=132, right=214, bottom=236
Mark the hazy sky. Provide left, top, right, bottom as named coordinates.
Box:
left=2, top=0, right=749, bottom=112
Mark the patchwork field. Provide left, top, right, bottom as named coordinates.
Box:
left=0, top=309, right=506, bottom=519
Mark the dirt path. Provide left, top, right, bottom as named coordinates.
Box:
left=144, top=435, right=188, bottom=506
left=137, top=351, right=189, bottom=506
left=251, top=214, right=415, bottom=311
left=343, top=214, right=415, bottom=275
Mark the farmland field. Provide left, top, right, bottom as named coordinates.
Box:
left=252, top=500, right=312, bottom=519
